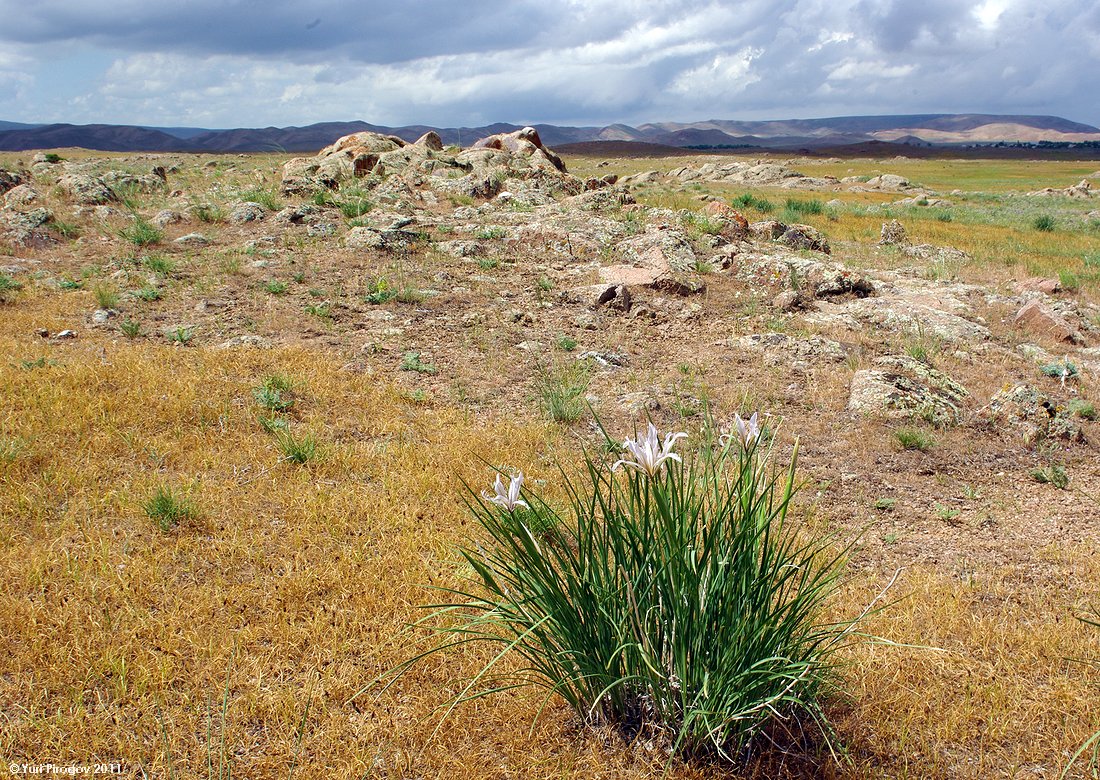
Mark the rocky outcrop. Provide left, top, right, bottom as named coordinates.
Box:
left=57, top=174, right=115, bottom=205
left=983, top=384, right=1084, bottom=443
left=849, top=355, right=968, bottom=425
left=280, top=126, right=580, bottom=201
left=1014, top=300, right=1085, bottom=345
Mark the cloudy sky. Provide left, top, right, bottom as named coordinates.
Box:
left=0, top=0, right=1097, bottom=130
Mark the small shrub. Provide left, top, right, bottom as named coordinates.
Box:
left=253, top=375, right=295, bottom=412
left=43, top=153, right=63, bottom=164
left=304, top=303, right=332, bottom=320
left=339, top=198, right=373, bottom=219
left=1032, top=214, right=1056, bottom=232
left=874, top=497, right=897, bottom=511
left=477, top=257, right=500, bottom=270
left=238, top=187, right=282, bottom=211
left=119, top=216, right=163, bottom=247
left=191, top=201, right=226, bottom=223
left=49, top=218, right=81, bottom=238
left=538, top=363, right=589, bottom=423
left=784, top=197, right=825, bottom=216
left=364, top=278, right=396, bottom=305
left=394, top=286, right=425, bottom=304
left=133, top=285, right=162, bottom=302
left=93, top=284, right=119, bottom=309
left=167, top=326, right=193, bottom=345
left=143, top=486, right=196, bottom=532
left=58, top=277, right=83, bottom=291
left=1067, top=399, right=1097, bottom=420
left=0, top=273, right=24, bottom=302
left=536, top=276, right=553, bottom=293
left=400, top=352, right=437, bottom=375
left=733, top=193, right=773, bottom=213
left=263, top=280, right=289, bottom=295
left=1058, top=270, right=1080, bottom=292
left=1040, top=360, right=1078, bottom=383
left=277, top=431, right=318, bottom=464
left=383, top=421, right=858, bottom=762
left=895, top=427, right=935, bottom=451
left=258, top=414, right=291, bottom=435
left=142, top=254, right=176, bottom=276
left=1030, top=464, right=1069, bottom=489
left=556, top=335, right=577, bottom=352
left=119, top=319, right=142, bottom=338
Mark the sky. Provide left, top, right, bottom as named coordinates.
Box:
left=0, top=0, right=1098, bottom=130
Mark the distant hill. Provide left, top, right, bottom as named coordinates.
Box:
left=1, top=114, right=1098, bottom=154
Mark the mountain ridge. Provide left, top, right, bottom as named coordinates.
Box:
left=1, top=113, right=1097, bottom=153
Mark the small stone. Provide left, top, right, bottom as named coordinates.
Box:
left=175, top=232, right=210, bottom=246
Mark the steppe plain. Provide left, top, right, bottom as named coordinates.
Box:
left=1, top=130, right=1099, bottom=778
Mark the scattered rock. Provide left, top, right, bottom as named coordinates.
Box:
left=218, top=335, right=272, bottom=349
left=152, top=209, right=185, bottom=228
left=1013, top=300, right=1084, bottom=345
left=985, top=384, right=1084, bottom=443
left=1013, top=277, right=1062, bottom=296
left=879, top=220, right=908, bottom=246
left=848, top=354, right=968, bottom=425
left=228, top=201, right=267, bottom=223
left=778, top=223, right=830, bottom=254
left=174, top=232, right=210, bottom=246
left=57, top=174, right=115, bottom=205
left=3, top=184, right=39, bottom=208
left=735, top=332, right=847, bottom=370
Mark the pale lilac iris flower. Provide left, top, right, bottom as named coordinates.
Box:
left=612, top=422, right=687, bottom=478
left=483, top=471, right=529, bottom=512
left=721, top=412, right=761, bottom=449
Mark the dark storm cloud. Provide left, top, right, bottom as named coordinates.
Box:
left=0, top=0, right=1096, bottom=128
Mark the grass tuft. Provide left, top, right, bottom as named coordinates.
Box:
left=143, top=486, right=197, bottom=532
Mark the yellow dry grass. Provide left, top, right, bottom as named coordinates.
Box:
left=2, top=154, right=1100, bottom=778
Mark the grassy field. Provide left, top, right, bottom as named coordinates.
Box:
left=1, top=151, right=1099, bottom=778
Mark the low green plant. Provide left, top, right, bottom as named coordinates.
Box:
left=119, top=216, right=163, bottom=247
left=1058, top=270, right=1080, bottom=293
left=238, top=187, right=282, bottom=211
left=339, top=197, right=373, bottom=219
left=1030, top=464, right=1069, bottom=489
left=258, top=414, right=291, bottom=435
left=119, top=319, right=142, bottom=338
left=277, top=430, right=318, bottom=464
left=733, top=193, right=773, bottom=213
left=364, top=278, right=396, bottom=305
left=0, top=273, right=24, bottom=302
left=304, top=303, right=332, bottom=320
left=536, top=276, right=553, bottom=293
left=142, top=254, right=176, bottom=276
left=475, top=226, right=507, bottom=241
left=400, top=352, right=437, bottom=375
left=253, top=375, right=295, bottom=412
left=784, top=197, right=825, bottom=216
left=143, top=486, right=197, bottom=532
left=49, top=218, right=81, bottom=238
left=263, top=280, right=289, bottom=295
left=895, top=427, right=935, bottom=451
left=58, top=276, right=83, bottom=291
left=1067, top=399, right=1097, bottom=420
left=42, top=152, right=62, bottom=164
left=92, top=284, right=118, bottom=309
left=167, top=326, right=193, bottom=345
left=538, top=363, right=589, bottom=423
left=133, top=285, right=162, bottom=302
left=191, top=202, right=226, bottom=223
left=935, top=504, right=961, bottom=522
left=874, top=497, right=897, bottom=511
left=394, top=286, right=425, bottom=304
left=380, top=420, right=860, bottom=762
left=477, top=258, right=500, bottom=270
left=1032, top=214, right=1056, bottom=232
left=556, top=335, right=577, bottom=352
left=1040, top=360, right=1078, bottom=383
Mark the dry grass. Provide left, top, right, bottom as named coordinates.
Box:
left=1, top=152, right=1099, bottom=778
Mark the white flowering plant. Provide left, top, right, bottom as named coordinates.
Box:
left=384, top=415, right=863, bottom=763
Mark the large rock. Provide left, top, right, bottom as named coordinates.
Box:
left=1013, top=300, right=1084, bottom=345
left=0, top=167, right=25, bottom=195
left=848, top=355, right=968, bottom=425
left=57, top=174, right=115, bottom=205
left=468, top=127, right=566, bottom=173
left=614, top=229, right=697, bottom=274
left=879, top=220, right=908, bottom=245
left=3, top=184, right=39, bottom=208
left=778, top=223, right=830, bottom=254
left=984, top=385, right=1084, bottom=444
left=281, top=131, right=407, bottom=193
left=735, top=332, right=847, bottom=371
